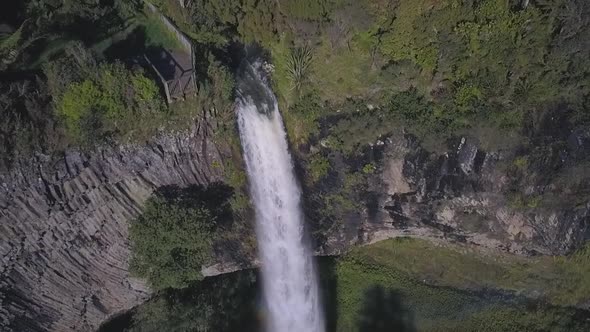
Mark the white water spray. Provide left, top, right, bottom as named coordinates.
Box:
left=236, top=62, right=324, bottom=332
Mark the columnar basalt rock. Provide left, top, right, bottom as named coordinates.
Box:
left=0, top=122, right=225, bottom=332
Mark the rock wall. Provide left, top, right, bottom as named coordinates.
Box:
left=0, top=121, right=225, bottom=332
left=320, top=130, right=590, bottom=257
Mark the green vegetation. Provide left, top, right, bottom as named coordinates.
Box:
left=347, top=238, right=590, bottom=308
left=286, top=45, right=314, bottom=93
left=0, top=1, right=242, bottom=170
left=8, top=0, right=586, bottom=166
left=100, top=270, right=259, bottom=332
left=257, top=0, right=590, bottom=156
left=129, top=182, right=256, bottom=292
left=336, top=256, right=589, bottom=331
left=309, top=34, right=382, bottom=103
left=283, top=92, right=324, bottom=145
left=279, top=0, right=339, bottom=21
left=113, top=238, right=590, bottom=331
left=333, top=238, right=590, bottom=331
left=308, top=154, right=331, bottom=183
left=51, top=58, right=164, bottom=145
left=129, top=194, right=215, bottom=290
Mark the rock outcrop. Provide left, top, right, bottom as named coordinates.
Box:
left=320, top=129, right=590, bottom=257
left=0, top=122, right=225, bottom=332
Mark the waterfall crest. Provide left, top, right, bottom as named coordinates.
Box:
left=236, top=61, right=324, bottom=332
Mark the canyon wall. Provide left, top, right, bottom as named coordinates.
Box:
left=1, top=111, right=589, bottom=331
left=0, top=121, right=225, bottom=332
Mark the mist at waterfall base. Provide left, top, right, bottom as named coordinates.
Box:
left=236, top=61, right=325, bottom=332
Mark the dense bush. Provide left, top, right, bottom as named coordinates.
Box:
left=44, top=44, right=165, bottom=146
left=129, top=194, right=215, bottom=290
left=269, top=0, right=590, bottom=152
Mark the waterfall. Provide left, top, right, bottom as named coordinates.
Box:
left=236, top=61, right=325, bottom=332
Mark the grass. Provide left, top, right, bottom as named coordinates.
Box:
left=271, top=30, right=382, bottom=104
left=93, top=6, right=184, bottom=56
left=310, top=34, right=382, bottom=102
left=270, top=33, right=297, bottom=106
left=137, top=8, right=184, bottom=50
left=346, top=238, right=590, bottom=308
left=333, top=238, right=590, bottom=331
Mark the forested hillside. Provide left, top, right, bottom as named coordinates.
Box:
left=2, top=0, right=588, bottom=163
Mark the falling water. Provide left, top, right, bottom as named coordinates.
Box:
left=236, top=61, right=324, bottom=332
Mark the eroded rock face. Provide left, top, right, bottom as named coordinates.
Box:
left=322, top=130, right=590, bottom=257
left=0, top=123, right=225, bottom=332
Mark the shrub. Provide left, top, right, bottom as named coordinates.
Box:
left=308, top=155, right=330, bottom=182
left=131, top=72, right=160, bottom=104
left=129, top=195, right=215, bottom=290
left=54, top=60, right=164, bottom=145
left=59, top=80, right=101, bottom=126
left=286, top=46, right=314, bottom=93
left=362, top=163, right=376, bottom=174
left=389, top=88, right=433, bottom=124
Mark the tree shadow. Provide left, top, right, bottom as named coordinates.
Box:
left=99, top=269, right=261, bottom=332
left=318, top=257, right=339, bottom=332
left=103, top=26, right=149, bottom=60
left=357, top=286, right=416, bottom=332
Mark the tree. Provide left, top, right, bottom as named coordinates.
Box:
left=129, top=194, right=215, bottom=290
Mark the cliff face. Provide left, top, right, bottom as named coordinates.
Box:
left=319, top=127, right=590, bottom=258
left=0, top=122, right=225, bottom=332
left=1, top=108, right=589, bottom=332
